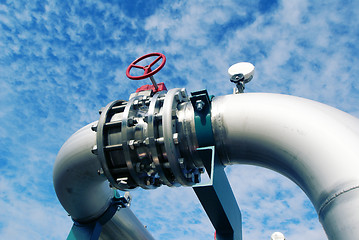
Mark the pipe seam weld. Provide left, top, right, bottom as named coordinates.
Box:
left=318, top=185, right=359, bottom=217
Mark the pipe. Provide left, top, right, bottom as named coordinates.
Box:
left=54, top=89, right=359, bottom=239
left=210, top=93, right=359, bottom=240
left=53, top=121, right=154, bottom=239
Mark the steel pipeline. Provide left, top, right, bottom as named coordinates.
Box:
left=54, top=90, right=359, bottom=239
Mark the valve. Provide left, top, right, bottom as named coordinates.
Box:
left=126, top=52, right=166, bottom=92
left=94, top=53, right=206, bottom=190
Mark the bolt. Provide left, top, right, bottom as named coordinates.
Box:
left=91, top=123, right=98, bottom=132
left=178, top=158, right=185, bottom=168
left=145, top=176, right=153, bottom=186
left=230, top=73, right=244, bottom=83
left=173, top=133, right=179, bottom=144
left=175, top=91, right=186, bottom=102
left=174, top=93, right=180, bottom=101
left=154, top=177, right=162, bottom=187
left=128, top=140, right=135, bottom=150
left=194, top=173, right=200, bottom=183
left=180, top=88, right=187, bottom=98
left=91, top=145, right=98, bottom=155
left=99, top=107, right=105, bottom=114
left=117, top=177, right=128, bottom=184
left=127, top=118, right=138, bottom=127
left=154, top=113, right=162, bottom=121
left=195, top=100, right=205, bottom=111
left=155, top=137, right=164, bottom=144
left=143, top=115, right=148, bottom=123
left=135, top=140, right=142, bottom=147
left=143, top=137, right=150, bottom=146
left=97, top=168, right=104, bottom=175
left=124, top=191, right=132, bottom=206
left=185, top=172, right=193, bottom=179
left=150, top=162, right=156, bottom=169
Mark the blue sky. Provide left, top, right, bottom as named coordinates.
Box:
left=1, top=0, right=359, bottom=239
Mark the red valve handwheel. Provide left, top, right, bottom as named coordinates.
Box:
left=126, top=52, right=166, bottom=80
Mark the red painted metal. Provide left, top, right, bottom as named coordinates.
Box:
left=135, top=82, right=167, bottom=93
left=126, top=52, right=166, bottom=80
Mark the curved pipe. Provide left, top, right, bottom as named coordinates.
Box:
left=53, top=122, right=154, bottom=239
left=54, top=90, right=359, bottom=239
left=211, top=93, right=359, bottom=240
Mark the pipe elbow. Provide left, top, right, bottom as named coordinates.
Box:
left=211, top=93, right=359, bottom=240
left=53, top=121, right=155, bottom=239
left=53, top=121, right=113, bottom=222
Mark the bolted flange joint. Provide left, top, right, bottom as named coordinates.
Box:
left=94, top=88, right=205, bottom=191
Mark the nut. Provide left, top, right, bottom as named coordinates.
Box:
left=128, top=140, right=135, bottom=150
left=195, top=100, right=205, bottom=111
left=173, top=133, right=179, bottom=144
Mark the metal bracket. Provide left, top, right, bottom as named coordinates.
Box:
left=67, top=191, right=130, bottom=240
left=190, top=89, right=242, bottom=240
left=190, top=89, right=215, bottom=147
left=193, top=146, right=242, bottom=240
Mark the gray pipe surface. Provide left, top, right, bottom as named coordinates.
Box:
left=53, top=122, right=154, bottom=239
left=211, top=93, right=359, bottom=240
left=54, top=90, right=359, bottom=239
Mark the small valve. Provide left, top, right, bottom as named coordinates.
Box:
left=228, top=62, right=255, bottom=94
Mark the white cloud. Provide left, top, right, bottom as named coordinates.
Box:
left=1, top=0, right=359, bottom=239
